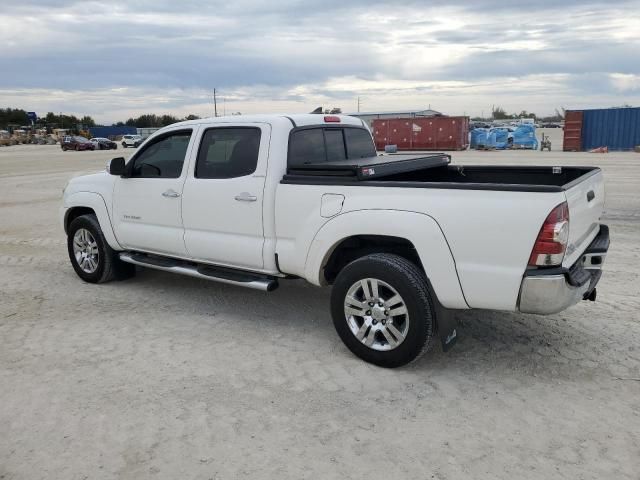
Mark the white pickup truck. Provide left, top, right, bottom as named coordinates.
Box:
left=61, top=114, right=609, bottom=367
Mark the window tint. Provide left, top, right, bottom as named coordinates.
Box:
left=130, top=131, right=191, bottom=178
left=324, top=129, right=346, bottom=162
left=288, top=127, right=376, bottom=167
left=345, top=128, right=376, bottom=158
left=195, top=128, right=261, bottom=179
left=288, top=128, right=325, bottom=166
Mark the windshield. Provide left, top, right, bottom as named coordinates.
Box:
left=74, top=136, right=89, bottom=143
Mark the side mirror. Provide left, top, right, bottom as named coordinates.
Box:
left=109, top=157, right=126, bottom=176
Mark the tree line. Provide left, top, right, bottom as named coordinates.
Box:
left=3, top=104, right=568, bottom=131
left=0, top=108, right=202, bottom=130
left=114, top=114, right=201, bottom=128
left=471, top=106, right=565, bottom=122
left=0, top=108, right=96, bottom=130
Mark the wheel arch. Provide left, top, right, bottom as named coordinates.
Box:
left=64, top=206, right=95, bottom=232
left=63, top=192, right=122, bottom=250
left=323, top=235, right=422, bottom=283
left=304, top=209, right=469, bottom=309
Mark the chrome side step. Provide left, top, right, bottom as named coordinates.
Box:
left=119, top=252, right=279, bottom=292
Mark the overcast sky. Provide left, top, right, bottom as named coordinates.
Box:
left=1, top=0, right=639, bottom=123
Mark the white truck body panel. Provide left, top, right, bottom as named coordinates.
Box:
left=61, top=114, right=607, bottom=316
left=275, top=183, right=566, bottom=310
left=562, top=169, right=605, bottom=268
left=181, top=123, right=271, bottom=269
left=111, top=125, right=199, bottom=256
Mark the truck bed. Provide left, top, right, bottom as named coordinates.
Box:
left=283, top=154, right=600, bottom=193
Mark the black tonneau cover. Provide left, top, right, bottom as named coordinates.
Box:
left=287, top=153, right=451, bottom=180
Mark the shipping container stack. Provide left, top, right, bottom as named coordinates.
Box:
left=563, top=107, right=640, bottom=152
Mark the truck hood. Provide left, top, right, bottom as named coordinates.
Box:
left=63, top=170, right=115, bottom=200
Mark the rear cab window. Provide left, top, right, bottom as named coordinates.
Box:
left=288, top=126, right=375, bottom=167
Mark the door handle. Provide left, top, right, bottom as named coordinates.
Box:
left=234, top=193, right=257, bottom=202
left=162, top=189, right=180, bottom=198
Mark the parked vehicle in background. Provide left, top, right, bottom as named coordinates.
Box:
left=90, top=137, right=118, bottom=150
left=121, top=135, right=143, bottom=148
left=61, top=114, right=609, bottom=367
left=542, top=123, right=562, bottom=128
left=61, top=135, right=95, bottom=151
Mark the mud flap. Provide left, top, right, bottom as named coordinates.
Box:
left=437, top=307, right=458, bottom=352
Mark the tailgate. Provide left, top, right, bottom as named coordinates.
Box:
left=563, top=169, right=605, bottom=267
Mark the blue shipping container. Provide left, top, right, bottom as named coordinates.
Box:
left=581, top=107, right=640, bottom=151
left=88, top=126, right=137, bottom=139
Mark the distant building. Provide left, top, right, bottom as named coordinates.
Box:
left=137, top=127, right=161, bottom=139
left=88, top=126, right=137, bottom=139
left=346, top=108, right=442, bottom=128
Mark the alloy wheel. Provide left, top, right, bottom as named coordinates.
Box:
left=72, top=228, right=99, bottom=274
left=343, top=278, right=410, bottom=351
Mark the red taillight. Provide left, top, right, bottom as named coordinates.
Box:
left=528, top=202, right=570, bottom=266
left=324, top=115, right=341, bottom=123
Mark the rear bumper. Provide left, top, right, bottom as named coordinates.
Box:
left=518, top=225, right=609, bottom=315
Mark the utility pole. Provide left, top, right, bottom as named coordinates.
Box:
left=213, top=88, right=218, bottom=117
left=223, top=97, right=226, bottom=116
left=357, top=96, right=360, bottom=113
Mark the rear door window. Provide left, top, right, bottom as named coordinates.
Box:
left=195, top=127, right=261, bottom=179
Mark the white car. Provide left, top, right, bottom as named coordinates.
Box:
left=61, top=114, right=609, bottom=367
left=121, top=134, right=142, bottom=148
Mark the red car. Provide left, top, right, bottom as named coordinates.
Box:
left=61, top=136, right=95, bottom=151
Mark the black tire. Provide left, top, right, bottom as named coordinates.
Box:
left=67, top=214, right=135, bottom=283
left=330, top=253, right=435, bottom=368
left=122, top=143, right=127, bottom=148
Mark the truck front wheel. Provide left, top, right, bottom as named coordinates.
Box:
left=330, top=253, right=435, bottom=367
left=67, top=214, right=135, bottom=283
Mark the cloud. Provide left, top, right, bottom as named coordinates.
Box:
left=0, top=0, right=638, bottom=122
left=610, top=73, right=640, bottom=92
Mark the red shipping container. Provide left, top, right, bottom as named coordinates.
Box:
left=412, top=118, right=437, bottom=149
left=563, top=111, right=583, bottom=151
left=372, top=116, right=469, bottom=151
left=373, top=119, right=411, bottom=150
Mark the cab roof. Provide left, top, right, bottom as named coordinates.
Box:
left=170, top=114, right=366, bottom=129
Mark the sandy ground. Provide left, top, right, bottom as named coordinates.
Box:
left=1, top=131, right=639, bottom=479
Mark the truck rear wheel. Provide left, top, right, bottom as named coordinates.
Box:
left=67, top=214, right=135, bottom=283
left=330, top=253, right=435, bottom=367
